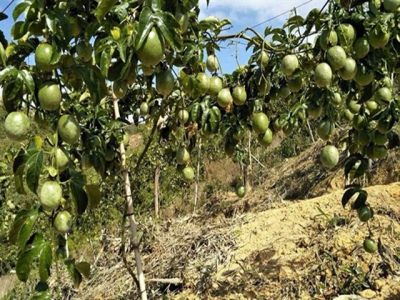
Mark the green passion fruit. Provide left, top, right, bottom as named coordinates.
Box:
left=281, top=54, right=299, bottom=76
left=58, top=115, right=81, bottom=145
left=38, top=82, right=62, bottom=111
left=4, top=111, right=31, bottom=141
left=136, top=27, right=164, bottom=67
left=320, top=145, right=339, bottom=169
left=252, top=112, right=269, bottom=134
left=39, top=181, right=62, bottom=211
left=232, top=85, right=247, bottom=106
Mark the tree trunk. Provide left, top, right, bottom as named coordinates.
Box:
left=113, top=97, right=147, bottom=300
left=193, top=137, right=202, bottom=213
left=154, top=164, right=161, bottom=218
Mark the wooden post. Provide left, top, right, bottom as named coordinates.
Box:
left=193, top=137, right=202, bottom=212
left=154, top=164, right=161, bottom=218
left=113, top=96, right=147, bottom=300
left=245, top=131, right=252, bottom=193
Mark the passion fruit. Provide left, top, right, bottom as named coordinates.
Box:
left=252, top=112, right=269, bottom=134
left=176, top=146, right=190, bottom=165
left=38, top=82, right=62, bottom=111
left=316, top=119, right=335, bottom=141
left=363, top=238, right=378, bottom=253
left=58, top=115, right=81, bottom=145
left=376, top=87, right=392, bottom=103
left=156, top=70, right=175, bottom=96
left=76, top=41, right=93, bottom=62
left=369, top=27, right=390, bottom=49
left=140, top=102, right=149, bottom=116
left=353, top=37, right=370, bottom=59
left=373, top=130, right=388, bottom=145
left=327, top=46, right=347, bottom=70
left=278, top=85, right=291, bottom=99
left=55, top=147, right=69, bottom=171
left=217, top=88, right=233, bottom=108
left=232, top=86, right=247, bottom=106
left=281, top=54, right=299, bottom=76
left=208, top=76, right=223, bottom=96
left=177, top=109, right=189, bottom=124
left=112, top=80, right=128, bottom=98
left=35, top=43, right=54, bottom=72
left=4, top=111, right=31, bottom=141
left=336, top=23, right=356, bottom=48
left=39, top=181, right=62, bottom=211
left=383, top=0, right=400, bottom=12
left=257, top=78, right=271, bottom=95
left=314, top=63, right=332, bottom=87
left=136, top=27, right=164, bottom=67
left=319, top=29, right=338, bottom=51
left=338, top=58, right=357, bottom=81
left=357, top=206, right=373, bottom=222
left=372, top=145, right=387, bottom=159
left=53, top=211, right=72, bottom=234
left=206, top=54, right=219, bottom=73
left=288, top=76, right=303, bottom=92
left=257, top=50, right=269, bottom=68
left=320, top=145, right=339, bottom=169
left=236, top=186, right=246, bottom=198
left=354, top=66, right=374, bottom=86
left=182, top=166, right=194, bottom=182
left=258, top=128, right=273, bottom=147
left=196, top=72, right=210, bottom=95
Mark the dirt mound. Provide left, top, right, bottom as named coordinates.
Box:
left=54, top=183, right=400, bottom=300
left=207, top=182, right=400, bottom=300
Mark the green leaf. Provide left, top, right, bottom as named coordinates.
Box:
left=117, top=41, right=127, bottom=62
left=14, top=166, right=26, bottom=194
left=100, top=47, right=113, bottom=78
left=39, top=243, right=52, bottom=282
left=69, top=169, right=88, bottom=215
left=19, top=69, right=35, bottom=96
left=153, top=11, right=182, bottom=52
left=0, top=12, right=8, bottom=21
left=35, top=282, right=49, bottom=292
left=75, top=262, right=91, bottom=278
left=25, top=146, right=43, bottom=194
left=95, top=0, right=118, bottom=22
left=0, top=66, right=19, bottom=83
left=71, top=65, right=108, bottom=105
left=64, top=259, right=83, bottom=288
left=85, top=184, right=102, bottom=209
left=11, top=21, right=29, bottom=40
left=135, top=6, right=154, bottom=50
left=31, top=290, right=51, bottom=300
left=4, top=76, right=23, bottom=100
left=9, top=208, right=39, bottom=249
left=0, top=39, right=6, bottom=67
left=50, top=10, right=72, bottom=42
left=13, top=2, right=30, bottom=21
left=342, top=187, right=359, bottom=208
left=16, top=233, right=45, bottom=282
left=45, top=14, right=57, bottom=33
left=352, top=190, right=368, bottom=210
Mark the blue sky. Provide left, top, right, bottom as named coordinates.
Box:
left=1, top=0, right=326, bottom=74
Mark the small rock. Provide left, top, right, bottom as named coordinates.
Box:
left=358, top=289, right=376, bottom=299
